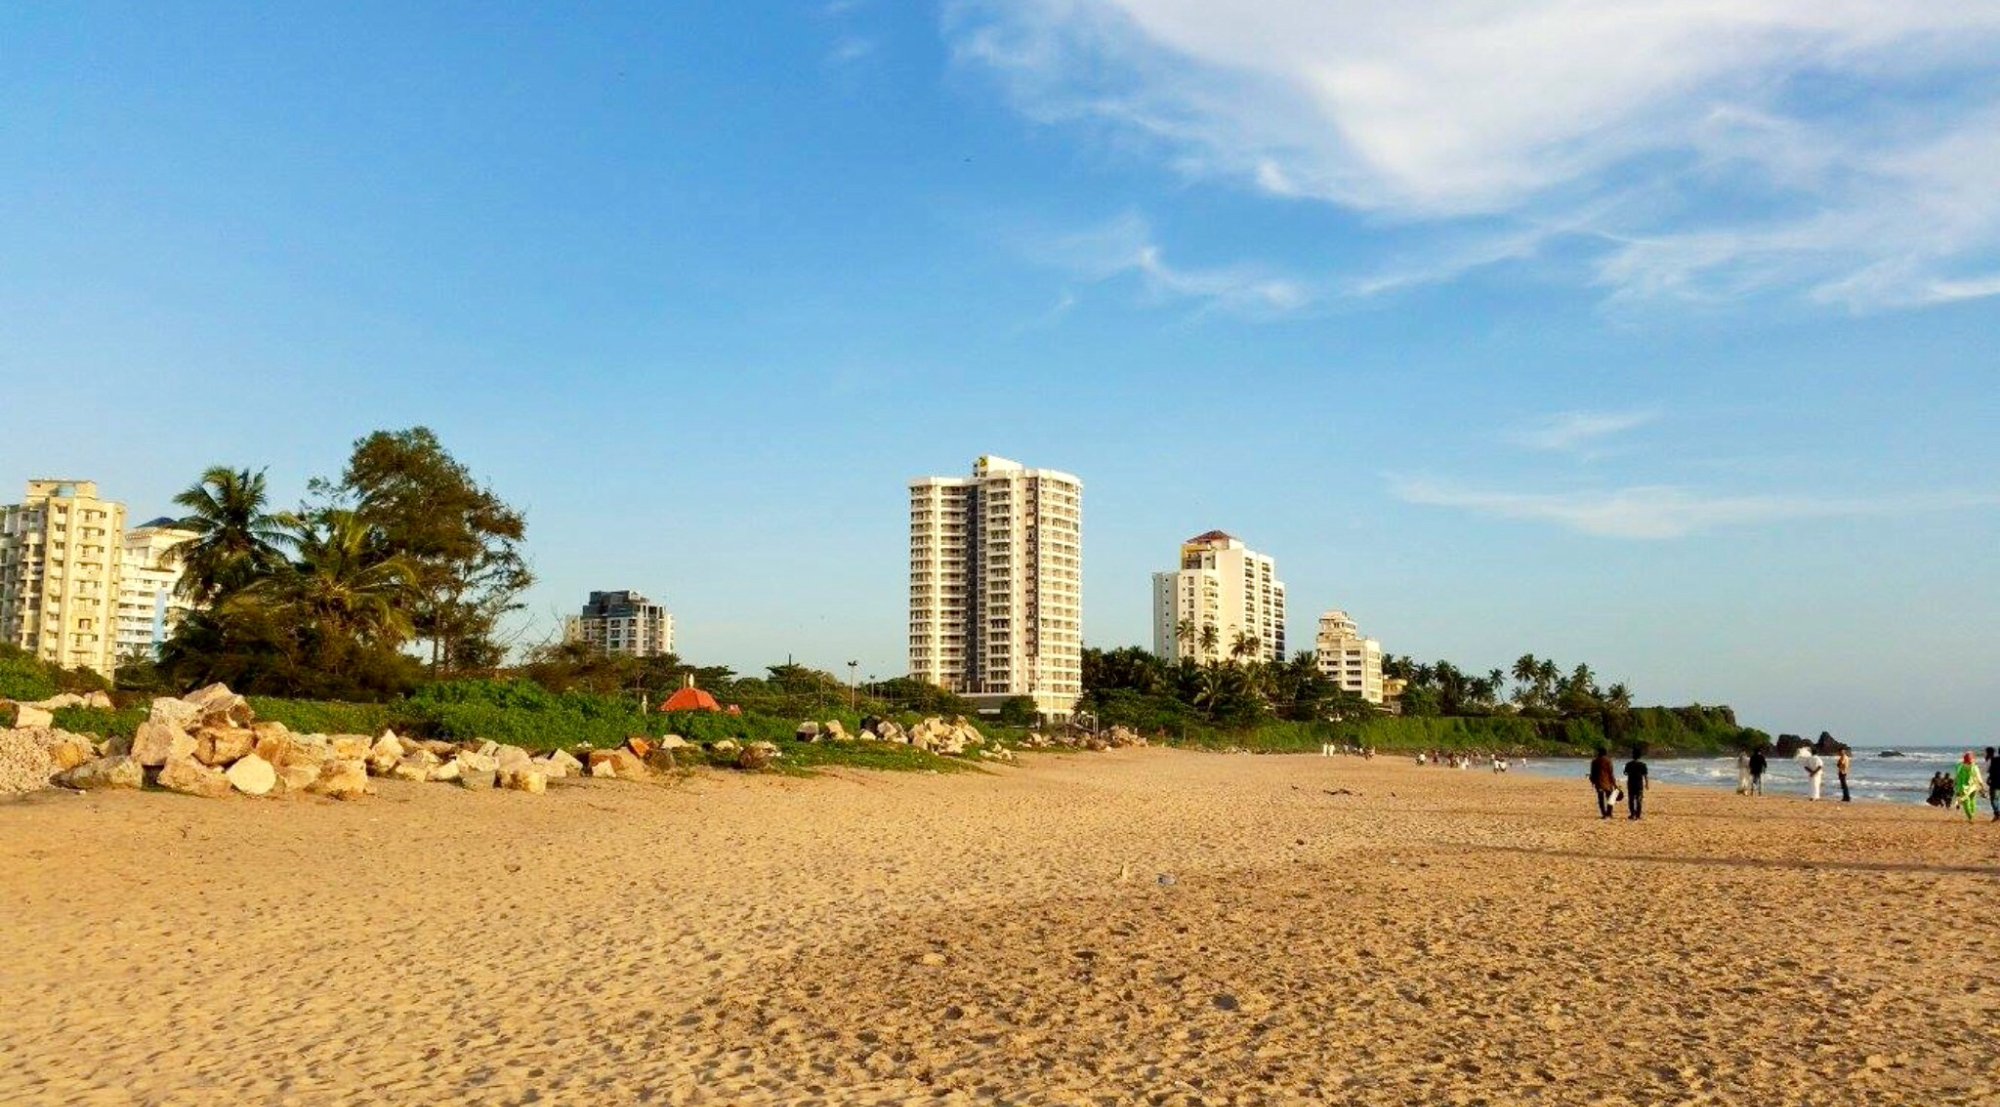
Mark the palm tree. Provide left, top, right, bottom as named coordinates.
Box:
left=1605, top=682, right=1633, bottom=712
left=171, top=467, right=292, bottom=603
left=1198, top=623, right=1221, bottom=659
left=1174, top=618, right=1196, bottom=658
left=238, top=511, right=416, bottom=644
left=1229, top=629, right=1260, bottom=665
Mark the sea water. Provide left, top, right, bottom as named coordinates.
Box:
left=1517, top=747, right=1985, bottom=805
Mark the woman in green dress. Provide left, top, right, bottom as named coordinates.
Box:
left=1954, top=753, right=1987, bottom=823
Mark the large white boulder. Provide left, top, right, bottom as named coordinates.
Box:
left=224, top=754, right=277, bottom=796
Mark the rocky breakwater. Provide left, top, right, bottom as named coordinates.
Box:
left=1017, top=724, right=1149, bottom=752
left=2, top=684, right=675, bottom=800
left=797, top=715, right=1016, bottom=761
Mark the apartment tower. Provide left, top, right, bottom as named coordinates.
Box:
left=564, top=590, right=676, bottom=657
left=1151, top=531, right=1287, bottom=664
left=0, top=480, right=128, bottom=676
left=909, top=455, right=1082, bottom=720
left=1314, top=609, right=1385, bottom=704
left=117, top=519, right=199, bottom=660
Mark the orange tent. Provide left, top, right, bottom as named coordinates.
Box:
left=660, top=686, right=722, bottom=713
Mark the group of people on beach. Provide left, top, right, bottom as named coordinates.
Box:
left=1733, top=747, right=1852, bottom=802
left=1413, top=749, right=1524, bottom=773
left=1923, top=748, right=1996, bottom=822
left=1730, top=744, right=1995, bottom=820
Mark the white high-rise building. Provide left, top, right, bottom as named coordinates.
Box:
left=117, top=519, right=199, bottom=660
left=1315, top=609, right=1384, bottom=704
left=1151, top=531, right=1287, bottom=664
left=909, top=455, right=1082, bottom=720
left=0, top=480, right=127, bottom=676
left=564, top=590, right=675, bottom=657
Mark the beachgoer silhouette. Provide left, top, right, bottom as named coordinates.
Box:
left=1748, top=748, right=1767, bottom=796
left=1589, top=747, right=1617, bottom=820
left=1986, top=747, right=1999, bottom=822
left=1836, top=748, right=1852, bottom=803
left=1624, top=746, right=1649, bottom=820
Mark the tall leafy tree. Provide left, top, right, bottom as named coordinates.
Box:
left=170, top=466, right=291, bottom=603
left=314, top=428, right=533, bottom=672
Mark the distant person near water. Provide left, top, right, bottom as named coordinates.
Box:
left=1748, top=748, right=1768, bottom=796
left=1624, top=746, right=1649, bottom=820
left=1987, top=747, right=1999, bottom=822
left=1928, top=773, right=1954, bottom=808
left=1837, top=748, right=1852, bottom=803
left=1736, top=750, right=1751, bottom=795
left=1589, top=747, right=1617, bottom=820
left=1805, top=752, right=1825, bottom=801
left=1953, top=753, right=1986, bottom=823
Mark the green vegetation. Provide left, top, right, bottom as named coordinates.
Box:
left=0, top=643, right=111, bottom=703
left=158, top=428, right=532, bottom=700
left=1082, top=646, right=1765, bottom=756
left=50, top=706, right=145, bottom=740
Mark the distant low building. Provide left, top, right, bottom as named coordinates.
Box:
left=1315, top=609, right=1384, bottom=704
left=118, top=519, right=199, bottom=660
left=564, top=590, right=675, bottom=657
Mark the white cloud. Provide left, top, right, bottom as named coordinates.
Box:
left=1032, top=211, right=1316, bottom=318
left=1391, top=478, right=2000, bottom=539
left=1509, top=410, right=1658, bottom=455
left=948, top=1, right=2000, bottom=309
left=826, top=35, right=877, bottom=67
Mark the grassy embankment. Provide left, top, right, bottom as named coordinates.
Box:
left=44, top=679, right=981, bottom=775
left=1153, top=707, right=1762, bottom=758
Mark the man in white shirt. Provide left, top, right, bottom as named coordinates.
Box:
left=1805, top=752, right=1825, bottom=801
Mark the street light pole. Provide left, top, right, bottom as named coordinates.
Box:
left=847, top=660, right=859, bottom=712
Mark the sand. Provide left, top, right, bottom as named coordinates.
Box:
left=2, top=750, right=1994, bottom=1106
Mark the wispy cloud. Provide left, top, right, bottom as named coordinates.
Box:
left=1508, top=410, right=1657, bottom=456
left=825, top=35, right=876, bottom=67
left=1391, top=478, right=2000, bottom=539
left=1030, top=212, right=1316, bottom=319
left=947, top=2, right=2000, bottom=310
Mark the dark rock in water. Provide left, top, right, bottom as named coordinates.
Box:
left=1813, top=730, right=1851, bottom=755
left=1878, top=750, right=1906, bottom=758
left=1772, top=734, right=1813, bottom=757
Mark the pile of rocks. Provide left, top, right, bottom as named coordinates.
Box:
left=1018, top=724, right=1149, bottom=752
left=2, top=684, right=688, bottom=800
left=799, top=715, right=998, bottom=758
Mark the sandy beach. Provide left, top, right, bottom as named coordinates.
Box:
left=3, top=749, right=1994, bottom=1106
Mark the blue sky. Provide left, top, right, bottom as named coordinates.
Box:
left=4, top=2, right=1997, bottom=742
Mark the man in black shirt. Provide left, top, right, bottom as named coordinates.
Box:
left=1624, top=746, right=1649, bottom=820
left=1986, top=747, right=1998, bottom=821
left=1748, top=748, right=1767, bottom=796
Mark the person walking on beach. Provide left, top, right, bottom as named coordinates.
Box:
left=1987, top=747, right=1999, bottom=821
left=1736, top=749, right=1751, bottom=795
left=1953, top=753, right=1986, bottom=823
left=1805, top=752, right=1825, bottom=801
left=1624, top=746, right=1649, bottom=820
left=1836, top=748, right=1852, bottom=803
left=1589, top=747, right=1617, bottom=819
left=1749, top=748, right=1767, bottom=796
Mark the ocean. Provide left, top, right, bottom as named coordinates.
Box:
left=1516, top=747, right=1988, bottom=806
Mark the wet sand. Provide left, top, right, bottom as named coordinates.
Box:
left=3, top=749, right=1994, bottom=1106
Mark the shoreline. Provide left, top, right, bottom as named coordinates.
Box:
left=4, top=747, right=1993, bottom=1105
